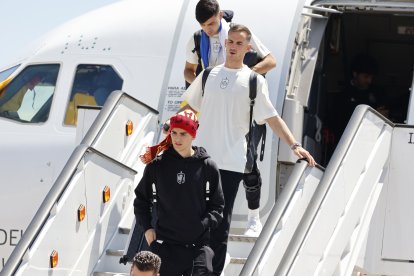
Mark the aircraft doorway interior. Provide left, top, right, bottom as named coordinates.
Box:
left=308, top=11, right=414, bottom=166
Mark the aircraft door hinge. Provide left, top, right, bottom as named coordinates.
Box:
left=302, top=5, right=341, bottom=18
left=303, top=5, right=341, bottom=14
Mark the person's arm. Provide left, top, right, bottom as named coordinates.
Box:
left=177, top=103, right=197, bottom=114
left=249, top=32, right=277, bottom=75
left=184, top=36, right=200, bottom=84
left=182, top=69, right=204, bottom=112
left=162, top=70, right=204, bottom=133
left=201, top=160, right=225, bottom=230
left=252, top=53, right=277, bottom=75
left=184, top=62, right=198, bottom=84
left=134, top=164, right=156, bottom=233
left=265, top=115, right=316, bottom=166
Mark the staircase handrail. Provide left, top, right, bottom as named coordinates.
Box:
left=2, top=91, right=157, bottom=276
left=274, top=105, right=393, bottom=276
left=1, top=146, right=136, bottom=276
left=240, top=159, right=325, bottom=275
left=240, top=104, right=393, bottom=276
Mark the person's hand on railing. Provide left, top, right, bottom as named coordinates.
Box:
left=291, top=144, right=316, bottom=167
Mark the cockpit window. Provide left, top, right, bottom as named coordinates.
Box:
left=64, top=64, right=123, bottom=125
left=0, top=64, right=19, bottom=83
left=0, top=64, right=59, bottom=123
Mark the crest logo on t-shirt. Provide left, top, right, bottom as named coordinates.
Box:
left=220, top=77, right=229, bottom=89
left=177, top=171, right=185, bottom=184
left=213, top=41, right=221, bottom=53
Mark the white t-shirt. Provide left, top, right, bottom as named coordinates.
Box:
left=186, top=19, right=271, bottom=68
left=183, top=64, right=278, bottom=173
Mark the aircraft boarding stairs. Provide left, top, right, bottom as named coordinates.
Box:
left=2, top=102, right=394, bottom=276
left=1, top=91, right=159, bottom=276
left=239, top=105, right=393, bottom=276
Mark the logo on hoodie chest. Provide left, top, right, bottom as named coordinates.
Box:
left=177, top=171, right=185, bottom=184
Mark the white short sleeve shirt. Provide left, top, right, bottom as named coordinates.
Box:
left=183, top=64, right=278, bottom=173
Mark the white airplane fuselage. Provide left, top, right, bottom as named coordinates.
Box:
left=0, top=0, right=305, bottom=268
left=1, top=0, right=414, bottom=275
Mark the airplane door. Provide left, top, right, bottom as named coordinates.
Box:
left=279, top=10, right=331, bottom=164
left=285, top=12, right=329, bottom=107
left=381, top=125, right=414, bottom=261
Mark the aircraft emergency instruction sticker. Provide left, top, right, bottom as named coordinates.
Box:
left=164, top=85, right=186, bottom=114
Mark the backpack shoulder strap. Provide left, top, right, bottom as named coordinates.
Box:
left=202, top=67, right=213, bottom=97
left=247, top=71, right=258, bottom=147
left=249, top=71, right=258, bottom=101
left=248, top=72, right=267, bottom=161
left=192, top=30, right=202, bottom=55
left=193, top=30, right=202, bottom=69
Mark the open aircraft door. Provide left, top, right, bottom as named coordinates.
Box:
left=277, top=5, right=339, bottom=195
left=279, top=5, right=337, bottom=165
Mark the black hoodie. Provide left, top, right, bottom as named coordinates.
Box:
left=134, top=146, right=224, bottom=245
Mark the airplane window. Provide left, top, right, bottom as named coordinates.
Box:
left=0, top=64, right=60, bottom=123
left=64, top=64, right=123, bottom=125
left=0, top=64, right=20, bottom=83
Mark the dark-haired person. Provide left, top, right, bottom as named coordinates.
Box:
left=134, top=110, right=224, bottom=276
left=184, top=0, right=276, bottom=85
left=182, top=24, right=315, bottom=276
left=331, top=53, right=388, bottom=140
left=130, top=251, right=161, bottom=276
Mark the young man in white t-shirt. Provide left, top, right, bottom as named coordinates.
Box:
left=184, top=0, right=276, bottom=85
left=182, top=24, right=316, bottom=276
left=182, top=0, right=276, bottom=239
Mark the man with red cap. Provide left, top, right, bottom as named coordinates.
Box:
left=134, top=110, right=224, bottom=276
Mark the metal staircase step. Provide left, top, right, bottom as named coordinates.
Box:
left=227, top=234, right=256, bottom=259
left=118, top=227, right=130, bottom=235
left=229, top=234, right=258, bottom=243
left=106, top=249, right=124, bottom=256
left=230, top=257, right=247, bottom=264
left=224, top=256, right=247, bottom=276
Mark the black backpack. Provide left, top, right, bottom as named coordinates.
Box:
left=201, top=67, right=266, bottom=168
left=187, top=10, right=263, bottom=88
